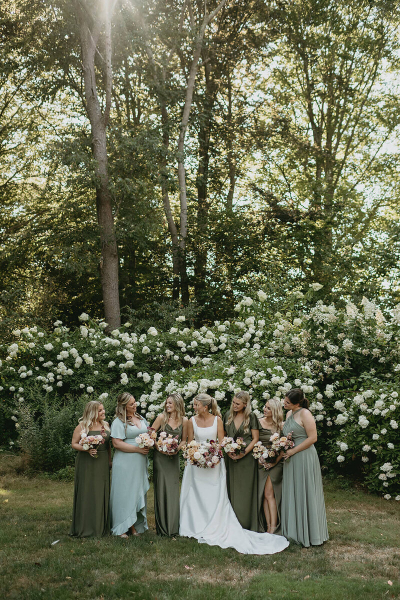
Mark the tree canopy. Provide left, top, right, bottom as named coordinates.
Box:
left=1, top=0, right=400, bottom=334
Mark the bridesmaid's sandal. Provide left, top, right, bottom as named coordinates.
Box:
left=120, top=533, right=129, bottom=539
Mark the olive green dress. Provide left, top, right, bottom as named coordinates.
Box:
left=153, top=423, right=182, bottom=536
left=224, top=412, right=259, bottom=531
left=258, top=425, right=283, bottom=534
left=281, top=409, right=329, bottom=547
left=70, top=429, right=110, bottom=537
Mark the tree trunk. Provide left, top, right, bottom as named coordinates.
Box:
left=76, top=0, right=120, bottom=329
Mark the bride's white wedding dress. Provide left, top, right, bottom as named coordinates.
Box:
left=179, top=416, right=289, bottom=554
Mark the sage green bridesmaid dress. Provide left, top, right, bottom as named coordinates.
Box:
left=258, top=425, right=283, bottom=534
left=224, top=411, right=259, bottom=531
left=70, top=429, right=110, bottom=537
left=281, top=409, right=329, bottom=547
left=153, top=423, right=182, bottom=536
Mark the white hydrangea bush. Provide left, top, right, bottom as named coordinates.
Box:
left=1, top=293, right=400, bottom=498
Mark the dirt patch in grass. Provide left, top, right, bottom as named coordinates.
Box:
left=144, top=565, right=263, bottom=585
left=326, top=542, right=400, bottom=578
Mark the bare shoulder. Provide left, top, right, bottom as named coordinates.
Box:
left=216, top=415, right=223, bottom=424
left=72, top=424, right=83, bottom=438
left=285, top=410, right=292, bottom=419
left=302, top=408, right=314, bottom=420
left=182, top=416, right=189, bottom=423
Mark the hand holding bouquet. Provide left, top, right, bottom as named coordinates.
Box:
left=220, top=436, right=247, bottom=456
left=270, top=431, right=295, bottom=458
left=157, top=431, right=179, bottom=454
left=135, top=427, right=157, bottom=448
left=183, top=440, right=222, bottom=468
left=79, top=432, right=105, bottom=458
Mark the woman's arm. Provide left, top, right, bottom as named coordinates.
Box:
left=151, top=415, right=163, bottom=432
left=112, top=438, right=149, bottom=455
left=283, top=410, right=317, bottom=458
left=230, top=427, right=259, bottom=460
left=71, top=425, right=98, bottom=457
left=216, top=416, right=225, bottom=443
left=178, top=417, right=189, bottom=450
left=71, top=425, right=85, bottom=451
left=186, top=418, right=194, bottom=443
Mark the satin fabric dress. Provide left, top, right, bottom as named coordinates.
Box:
left=179, top=416, right=289, bottom=555
left=257, top=425, right=283, bottom=534
left=110, top=418, right=150, bottom=535
left=153, top=423, right=182, bottom=536
left=70, top=429, right=110, bottom=537
left=281, top=409, right=329, bottom=547
left=224, top=411, right=259, bottom=531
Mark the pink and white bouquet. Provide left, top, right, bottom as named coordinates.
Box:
left=135, top=427, right=157, bottom=448
left=252, top=441, right=268, bottom=460
left=270, top=431, right=295, bottom=455
left=157, top=431, right=179, bottom=454
left=220, top=436, right=247, bottom=456
left=183, top=440, right=222, bottom=468
left=252, top=432, right=295, bottom=470
left=79, top=432, right=105, bottom=457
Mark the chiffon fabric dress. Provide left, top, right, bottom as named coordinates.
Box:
left=224, top=411, right=259, bottom=531
left=153, top=423, right=182, bottom=536
left=110, top=417, right=150, bottom=535
left=281, top=409, right=329, bottom=547
left=70, top=429, right=110, bottom=537
left=258, top=425, right=283, bottom=534
left=179, top=416, right=289, bottom=555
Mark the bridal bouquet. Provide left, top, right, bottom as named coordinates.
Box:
left=183, top=440, right=222, bottom=468
left=157, top=431, right=179, bottom=454
left=220, top=436, right=246, bottom=456
left=79, top=432, right=105, bottom=457
left=135, top=427, right=157, bottom=448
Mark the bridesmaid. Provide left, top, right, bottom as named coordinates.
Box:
left=70, top=401, right=111, bottom=537
left=281, top=388, right=329, bottom=547
left=258, top=399, right=284, bottom=534
left=151, top=393, right=188, bottom=536
left=224, top=391, right=260, bottom=531
left=110, top=393, right=150, bottom=538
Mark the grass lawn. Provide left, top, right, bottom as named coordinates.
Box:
left=1, top=453, right=399, bottom=600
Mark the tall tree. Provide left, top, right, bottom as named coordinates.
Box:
left=73, top=0, right=120, bottom=328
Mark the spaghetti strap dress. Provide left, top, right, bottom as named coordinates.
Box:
left=70, top=429, right=111, bottom=537
left=153, top=423, right=182, bottom=536
left=257, top=425, right=283, bottom=534
left=281, top=409, right=329, bottom=547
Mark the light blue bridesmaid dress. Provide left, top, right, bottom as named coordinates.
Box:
left=110, top=417, right=150, bottom=535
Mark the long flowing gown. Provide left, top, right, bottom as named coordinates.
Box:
left=224, top=411, right=259, bottom=531
left=110, top=418, right=150, bottom=535
left=153, top=423, right=182, bottom=536
left=70, top=429, right=110, bottom=538
left=258, top=426, right=283, bottom=534
left=281, top=409, right=329, bottom=547
left=179, top=416, right=289, bottom=554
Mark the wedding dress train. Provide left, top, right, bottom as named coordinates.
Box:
left=179, top=416, right=289, bottom=554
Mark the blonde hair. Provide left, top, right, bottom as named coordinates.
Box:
left=160, top=393, right=185, bottom=429
left=265, top=398, right=283, bottom=434
left=79, top=401, right=109, bottom=432
left=193, top=393, right=221, bottom=417
left=114, top=392, right=143, bottom=434
left=226, top=390, right=252, bottom=433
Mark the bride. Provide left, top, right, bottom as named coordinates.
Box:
left=179, top=393, right=289, bottom=554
